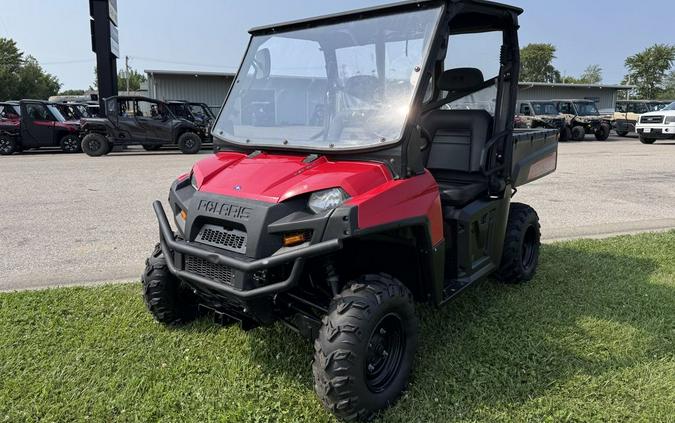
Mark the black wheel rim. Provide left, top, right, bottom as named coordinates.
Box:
left=64, top=137, right=77, bottom=152
left=521, top=225, right=537, bottom=271
left=365, top=313, right=406, bottom=393
left=185, top=139, right=195, bottom=149
left=88, top=139, right=101, bottom=151
left=0, top=138, right=10, bottom=153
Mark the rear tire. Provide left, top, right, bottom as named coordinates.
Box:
left=558, top=126, right=572, bottom=142
left=313, top=274, right=418, bottom=422
left=616, top=130, right=629, bottom=137
left=81, top=133, right=111, bottom=157
left=178, top=132, right=201, bottom=154
left=0, top=135, right=18, bottom=155
left=640, top=137, right=655, bottom=144
left=141, top=243, right=198, bottom=326
left=571, top=126, right=586, bottom=141
left=496, top=203, right=541, bottom=284
left=60, top=134, right=81, bottom=153
left=594, top=123, right=610, bottom=141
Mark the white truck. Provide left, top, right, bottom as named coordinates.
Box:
left=635, top=101, right=675, bottom=144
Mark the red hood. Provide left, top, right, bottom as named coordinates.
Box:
left=193, top=152, right=392, bottom=203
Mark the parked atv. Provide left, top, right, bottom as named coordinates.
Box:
left=142, top=1, right=558, bottom=420
left=554, top=99, right=611, bottom=141
left=79, top=96, right=207, bottom=156
left=0, top=100, right=81, bottom=155
left=515, top=100, right=568, bottom=139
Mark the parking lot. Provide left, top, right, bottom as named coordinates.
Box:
left=1, top=135, right=674, bottom=292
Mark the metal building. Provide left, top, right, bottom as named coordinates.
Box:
left=518, top=82, right=633, bottom=112
left=145, top=70, right=235, bottom=114
left=144, top=70, right=633, bottom=116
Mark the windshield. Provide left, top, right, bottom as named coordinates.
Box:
left=189, top=104, right=214, bottom=120
left=47, top=105, right=66, bottom=122
left=574, top=102, right=599, bottom=116
left=662, top=102, right=675, bottom=111
left=531, top=102, right=559, bottom=115
left=213, top=7, right=442, bottom=150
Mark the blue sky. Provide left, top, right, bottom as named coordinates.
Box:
left=1, top=0, right=673, bottom=90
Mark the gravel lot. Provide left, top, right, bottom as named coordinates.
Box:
left=1, top=135, right=674, bottom=291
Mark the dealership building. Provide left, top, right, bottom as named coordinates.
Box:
left=144, top=69, right=633, bottom=115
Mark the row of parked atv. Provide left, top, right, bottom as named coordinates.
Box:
left=514, top=99, right=613, bottom=141
left=0, top=96, right=215, bottom=156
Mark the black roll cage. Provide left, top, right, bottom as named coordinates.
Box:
left=213, top=0, right=521, bottom=192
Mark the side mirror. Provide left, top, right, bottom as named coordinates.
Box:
left=253, top=48, right=271, bottom=80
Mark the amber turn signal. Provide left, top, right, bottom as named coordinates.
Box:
left=283, top=232, right=308, bottom=247
left=180, top=209, right=187, bottom=221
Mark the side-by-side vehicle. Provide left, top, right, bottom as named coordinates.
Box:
left=553, top=99, right=611, bottom=141
left=0, top=100, right=81, bottom=155
left=79, top=96, right=208, bottom=156
left=141, top=1, right=558, bottom=420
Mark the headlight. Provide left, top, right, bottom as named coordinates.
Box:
left=308, top=188, right=348, bottom=214
left=665, top=116, right=675, bottom=124
left=190, top=172, right=200, bottom=190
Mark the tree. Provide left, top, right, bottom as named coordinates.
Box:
left=660, top=71, right=675, bottom=100
left=0, top=37, right=61, bottom=101
left=59, top=89, right=86, bottom=96
left=118, top=68, right=147, bottom=92
left=562, top=65, right=603, bottom=85
left=623, top=44, right=675, bottom=99
left=519, top=43, right=561, bottom=83
left=92, top=66, right=147, bottom=92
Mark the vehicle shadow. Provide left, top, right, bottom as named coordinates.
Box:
left=241, top=240, right=673, bottom=421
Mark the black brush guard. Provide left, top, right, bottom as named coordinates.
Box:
left=153, top=201, right=342, bottom=299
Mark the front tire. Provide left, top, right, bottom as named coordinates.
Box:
left=571, top=126, right=586, bottom=141
left=594, top=123, right=610, bottom=141
left=558, top=126, right=572, bottom=142
left=616, top=130, right=629, bottom=137
left=0, top=135, right=18, bottom=155
left=60, top=134, right=81, bottom=153
left=640, top=137, right=655, bottom=144
left=313, top=274, right=418, bottom=421
left=178, top=132, right=201, bottom=154
left=141, top=243, right=198, bottom=325
left=81, top=133, right=111, bottom=157
left=496, top=203, right=541, bottom=284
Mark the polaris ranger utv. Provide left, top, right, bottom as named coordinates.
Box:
left=554, top=99, right=611, bottom=141
left=0, top=100, right=81, bottom=155
left=80, top=96, right=206, bottom=156
left=515, top=100, right=568, bottom=139
left=142, top=1, right=558, bottom=419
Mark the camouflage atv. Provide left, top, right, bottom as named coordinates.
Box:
left=515, top=100, right=568, bottom=140
left=553, top=99, right=611, bottom=141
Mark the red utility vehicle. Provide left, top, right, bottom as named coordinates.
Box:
left=0, top=100, right=81, bottom=155
left=142, top=0, right=558, bottom=419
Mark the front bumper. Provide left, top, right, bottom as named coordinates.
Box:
left=636, top=127, right=675, bottom=139
left=154, top=201, right=343, bottom=299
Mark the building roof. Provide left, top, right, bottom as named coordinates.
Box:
left=519, top=82, right=635, bottom=90
left=145, top=69, right=236, bottom=77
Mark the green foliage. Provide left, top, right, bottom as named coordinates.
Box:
left=58, top=89, right=86, bottom=96
left=1, top=232, right=674, bottom=422
left=92, top=66, right=147, bottom=92
left=623, top=44, right=675, bottom=99
left=564, top=65, right=603, bottom=84
left=0, top=37, right=61, bottom=101
left=118, top=68, right=147, bottom=92
left=520, top=43, right=561, bottom=83
left=660, top=71, right=675, bottom=100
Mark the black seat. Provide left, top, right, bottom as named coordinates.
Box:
left=421, top=68, right=493, bottom=207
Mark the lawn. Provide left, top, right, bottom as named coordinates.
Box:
left=1, top=232, right=674, bottom=422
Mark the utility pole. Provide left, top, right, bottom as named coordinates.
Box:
left=125, top=55, right=130, bottom=93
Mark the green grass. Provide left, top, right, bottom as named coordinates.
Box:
left=1, top=232, right=674, bottom=423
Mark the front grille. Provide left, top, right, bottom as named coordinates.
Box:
left=196, top=224, right=247, bottom=254
left=185, top=255, right=235, bottom=285
left=641, top=115, right=664, bottom=124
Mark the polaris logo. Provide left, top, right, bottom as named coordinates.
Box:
left=197, top=200, right=252, bottom=221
